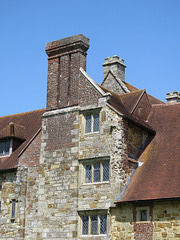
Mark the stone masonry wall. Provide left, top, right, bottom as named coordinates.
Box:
left=36, top=108, right=80, bottom=239
left=0, top=169, right=27, bottom=240
left=111, top=201, right=180, bottom=240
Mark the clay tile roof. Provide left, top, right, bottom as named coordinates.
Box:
left=124, top=82, right=165, bottom=105
left=118, top=102, right=180, bottom=202
left=0, top=122, right=26, bottom=140
left=119, top=89, right=145, bottom=113
left=0, top=109, right=45, bottom=170
left=99, top=85, right=155, bottom=133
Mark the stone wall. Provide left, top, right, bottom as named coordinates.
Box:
left=36, top=107, right=80, bottom=239
left=111, top=200, right=180, bottom=240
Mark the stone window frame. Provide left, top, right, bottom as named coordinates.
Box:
left=136, top=206, right=150, bottom=222
left=78, top=210, right=108, bottom=237
left=10, top=199, right=18, bottom=222
left=79, top=157, right=110, bottom=185
left=81, top=108, right=101, bottom=135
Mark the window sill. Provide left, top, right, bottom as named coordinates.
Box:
left=81, top=234, right=107, bottom=237
left=0, top=154, right=11, bottom=158
left=84, top=131, right=99, bottom=135
left=82, top=181, right=110, bottom=186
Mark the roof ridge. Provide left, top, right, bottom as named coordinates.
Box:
left=0, top=108, right=46, bottom=119
left=152, top=102, right=180, bottom=107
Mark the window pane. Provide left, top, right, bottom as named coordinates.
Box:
left=85, top=115, right=91, bottom=133
left=94, top=163, right=100, bottom=182
left=103, top=162, right=109, bottom=181
left=82, top=216, right=89, bottom=235
left=91, top=215, right=98, bottom=235
left=93, top=114, right=99, bottom=132
left=5, top=141, right=10, bottom=155
left=100, top=215, right=107, bottom=234
left=85, top=165, right=92, bottom=183
left=0, top=142, right=3, bottom=155
left=141, top=210, right=147, bottom=221
left=11, top=200, right=16, bottom=219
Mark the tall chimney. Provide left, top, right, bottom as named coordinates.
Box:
left=166, top=91, right=180, bottom=103
left=45, top=34, right=89, bottom=111
left=103, top=55, right=126, bottom=82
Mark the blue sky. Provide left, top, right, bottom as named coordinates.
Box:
left=0, top=0, right=180, bottom=116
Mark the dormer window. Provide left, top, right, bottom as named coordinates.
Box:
left=0, top=140, right=12, bottom=156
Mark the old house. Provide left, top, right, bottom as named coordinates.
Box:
left=0, top=34, right=179, bottom=240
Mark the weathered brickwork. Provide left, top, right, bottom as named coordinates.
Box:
left=19, top=131, right=42, bottom=167
left=46, top=34, right=89, bottom=111
left=125, top=122, right=148, bottom=158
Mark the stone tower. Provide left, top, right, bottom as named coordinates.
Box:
left=38, top=35, right=89, bottom=239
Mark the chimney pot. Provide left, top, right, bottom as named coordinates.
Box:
left=166, top=90, right=180, bottom=103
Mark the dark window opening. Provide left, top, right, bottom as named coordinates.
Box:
left=140, top=210, right=147, bottom=221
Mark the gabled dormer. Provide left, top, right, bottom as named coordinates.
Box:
left=0, top=122, right=26, bottom=157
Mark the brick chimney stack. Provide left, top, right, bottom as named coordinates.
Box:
left=166, top=90, right=180, bottom=103
left=45, top=34, right=89, bottom=111
left=103, top=55, right=126, bottom=82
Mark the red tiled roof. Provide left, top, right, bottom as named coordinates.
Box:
left=125, top=82, right=164, bottom=105
left=99, top=85, right=155, bottom=133
left=118, top=102, right=180, bottom=202
left=0, top=109, right=45, bottom=170
left=0, top=122, right=26, bottom=140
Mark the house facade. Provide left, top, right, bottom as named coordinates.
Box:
left=0, top=34, right=179, bottom=240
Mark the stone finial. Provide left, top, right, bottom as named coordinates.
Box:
left=166, top=90, right=180, bottom=103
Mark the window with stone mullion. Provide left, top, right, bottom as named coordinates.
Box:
left=100, top=215, right=107, bottom=234
left=94, top=163, right=100, bottom=182
left=91, top=215, right=98, bottom=235
left=85, top=165, right=92, bottom=183
left=103, top=162, right=109, bottom=181
left=82, top=215, right=89, bottom=235
left=85, top=115, right=92, bottom=133
left=93, top=114, right=99, bottom=132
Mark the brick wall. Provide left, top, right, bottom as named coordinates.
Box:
left=46, top=34, right=89, bottom=111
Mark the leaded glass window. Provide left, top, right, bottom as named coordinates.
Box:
left=81, top=213, right=107, bottom=235
left=91, top=215, right=98, bottom=234
left=82, top=215, right=89, bottom=235
left=103, top=162, right=109, bottom=181
left=85, top=165, right=92, bottom=183
left=84, top=161, right=109, bottom=183
left=85, top=115, right=91, bottom=133
left=94, top=163, right=100, bottom=182
left=85, top=113, right=99, bottom=133
left=100, top=215, right=107, bottom=234
left=93, top=114, right=99, bottom=132
left=11, top=199, right=16, bottom=219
